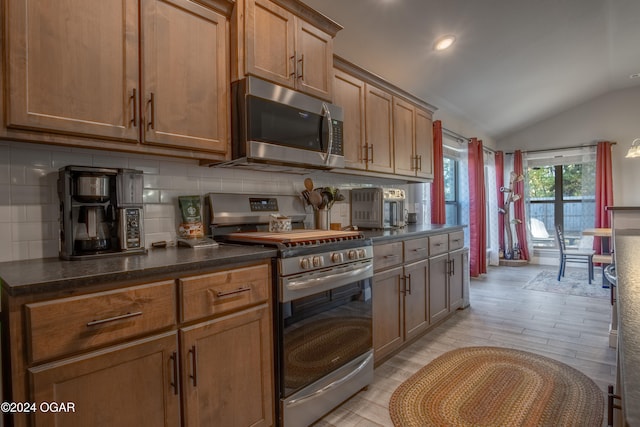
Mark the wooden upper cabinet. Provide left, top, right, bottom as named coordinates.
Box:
left=414, top=107, right=434, bottom=179
left=141, top=0, right=229, bottom=153
left=365, top=84, right=394, bottom=174
left=393, top=97, right=416, bottom=177
left=394, top=98, right=434, bottom=179
left=6, top=0, right=140, bottom=141
left=333, top=69, right=366, bottom=169
left=239, top=0, right=341, bottom=101
left=244, top=0, right=296, bottom=88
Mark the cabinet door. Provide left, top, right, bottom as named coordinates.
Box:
left=245, top=0, right=296, bottom=88
left=296, top=20, right=333, bottom=100
left=415, top=108, right=434, bottom=179
left=404, top=259, right=429, bottom=342
left=181, top=304, right=274, bottom=427
left=429, top=253, right=449, bottom=324
left=6, top=0, right=139, bottom=141
left=372, top=266, right=403, bottom=362
left=333, top=69, right=366, bottom=170
left=393, top=97, right=416, bottom=177
left=365, top=85, right=395, bottom=174
left=142, top=0, right=229, bottom=152
left=449, top=249, right=466, bottom=311
left=29, top=332, right=180, bottom=427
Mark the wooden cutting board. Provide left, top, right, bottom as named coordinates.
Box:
left=227, top=230, right=361, bottom=244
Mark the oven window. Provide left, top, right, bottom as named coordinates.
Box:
left=247, top=96, right=327, bottom=152
left=281, top=279, right=372, bottom=397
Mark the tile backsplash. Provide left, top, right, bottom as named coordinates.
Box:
left=0, top=141, right=402, bottom=262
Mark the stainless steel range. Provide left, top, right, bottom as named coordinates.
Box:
left=208, top=193, right=373, bottom=427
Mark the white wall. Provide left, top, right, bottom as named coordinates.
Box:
left=0, top=140, right=395, bottom=262
left=497, top=85, right=640, bottom=205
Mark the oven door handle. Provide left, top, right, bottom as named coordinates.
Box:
left=285, top=352, right=373, bottom=408
left=286, top=263, right=373, bottom=290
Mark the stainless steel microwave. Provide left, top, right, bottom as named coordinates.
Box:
left=229, top=77, right=344, bottom=171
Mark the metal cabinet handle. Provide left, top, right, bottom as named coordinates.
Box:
left=369, top=145, right=374, bottom=163
left=146, top=92, right=155, bottom=130
left=406, top=273, right=412, bottom=295
left=289, top=54, right=296, bottom=78
left=383, top=254, right=400, bottom=259
left=86, top=311, right=142, bottom=327
left=130, top=88, right=137, bottom=127
left=411, top=247, right=427, bottom=252
left=298, top=54, right=304, bottom=80
left=362, top=144, right=369, bottom=163
left=189, top=345, right=197, bottom=387
left=418, top=155, right=423, bottom=171
left=170, top=352, right=179, bottom=395
left=607, top=385, right=621, bottom=427
left=215, top=286, right=252, bottom=298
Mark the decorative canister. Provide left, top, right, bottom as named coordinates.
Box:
left=315, top=208, right=330, bottom=230
left=269, top=215, right=292, bottom=232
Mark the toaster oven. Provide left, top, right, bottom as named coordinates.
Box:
left=351, top=188, right=406, bottom=229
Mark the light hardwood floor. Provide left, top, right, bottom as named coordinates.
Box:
left=314, top=264, right=616, bottom=426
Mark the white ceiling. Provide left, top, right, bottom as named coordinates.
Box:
left=301, top=0, right=640, bottom=141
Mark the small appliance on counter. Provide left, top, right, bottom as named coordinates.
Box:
left=58, top=166, right=145, bottom=260
left=351, top=187, right=406, bottom=229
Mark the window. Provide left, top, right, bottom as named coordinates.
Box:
left=526, top=148, right=596, bottom=248
left=443, top=156, right=459, bottom=224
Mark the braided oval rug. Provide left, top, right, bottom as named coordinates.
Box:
left=389, top=346, right=603, bottom=427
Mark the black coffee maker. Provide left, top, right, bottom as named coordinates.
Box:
left=58, top=166, right=145, bottom=260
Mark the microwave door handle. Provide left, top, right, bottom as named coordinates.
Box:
left=321, top=103, right=333, bottom=164
left=390, top=201, right=397, bottom=227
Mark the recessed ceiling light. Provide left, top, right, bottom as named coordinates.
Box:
left=434, top=35, right=456, bottom=51
left=630, top=72, right=640, bottom=79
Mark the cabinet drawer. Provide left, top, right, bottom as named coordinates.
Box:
left=404, top=237, right=429, bottom=263
left=374, top=242, right=404, bottom=271
left=179, top=263, right=270, bottom=323
left=429, top=233, right=449, bottom=256
left=26, top=281, right=176, bottom=364
left=449, top=231, right=465, bottom=251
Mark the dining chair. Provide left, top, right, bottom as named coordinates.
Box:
left=555, top=225, right=595, bottom=284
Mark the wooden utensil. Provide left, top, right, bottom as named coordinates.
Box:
left=304, top=178, right=314, bottom=191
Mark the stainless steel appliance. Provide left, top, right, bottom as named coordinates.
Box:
left=58, top=166, right=145, bottom=260
left=225, top=77, right=344, bottom=172
left=208, top=193, right=373, bottom=427
left=351, top=187, right=406, bottom=229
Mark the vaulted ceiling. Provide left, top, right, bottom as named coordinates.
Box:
left=302, top=0, right=640, bottom=141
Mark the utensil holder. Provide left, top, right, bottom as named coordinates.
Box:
left=315, top=208, right=330, bottom=230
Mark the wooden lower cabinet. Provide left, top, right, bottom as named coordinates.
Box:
left=429, top=253, right=449, bottom=324
left=29, top=332, right=180, bottom=427
left=372, top=266, right=404, bottom=361
left=180, top=303, right=274, bottom=427
left=403, top=259, right=429, bottom=342
left=449, top=249, right=467, bottom=311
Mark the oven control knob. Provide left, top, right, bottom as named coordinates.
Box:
left=300, top=257, right=311, bottom=269
left=331, top=252, right=343, bottom=263
left=312, top=256, right=324, bottom=267
left=348, top=250, right=358, bottom=260
left=357, top=249, right=366, bottom=259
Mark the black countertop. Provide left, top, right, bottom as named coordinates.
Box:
left=0, top=224, right=464, bottom=298
left=360, top=223, right=465, bottom=243
left=613, top=230, right=640, bottom=426
left=0, top=244, right=277, bottom=297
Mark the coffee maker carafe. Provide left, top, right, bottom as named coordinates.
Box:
left=58, top=166, right=145, bottom=260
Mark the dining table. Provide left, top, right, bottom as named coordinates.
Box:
left=582, top=228, right=613, bottom=287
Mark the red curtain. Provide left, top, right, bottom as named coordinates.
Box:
left=468, top=138, right=487, bottom=276
left=595, top=141, right=614, bottom=253
left=513, top=150, right=529, bottom=260
left=495, top=151, right=505, bottom=254
left=431, top=120, right=446, bottom=224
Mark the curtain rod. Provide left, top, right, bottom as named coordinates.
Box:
left=442, top=126, right=497, bottom=154
left=505, top=142, right=616, bottom=155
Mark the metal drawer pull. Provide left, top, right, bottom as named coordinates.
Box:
left=215, top=286, right=252, bottom=298
left=607, top=385, right=621, bottom=427
left=86, top=311, right=143, bottom=327
left=411, top=247, right=427, bottom=252
left=189, top=345, right=198, bottom=387
left=383, top=254, right=400, bottom=259
left=170, top=352, right=179, bottom=395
